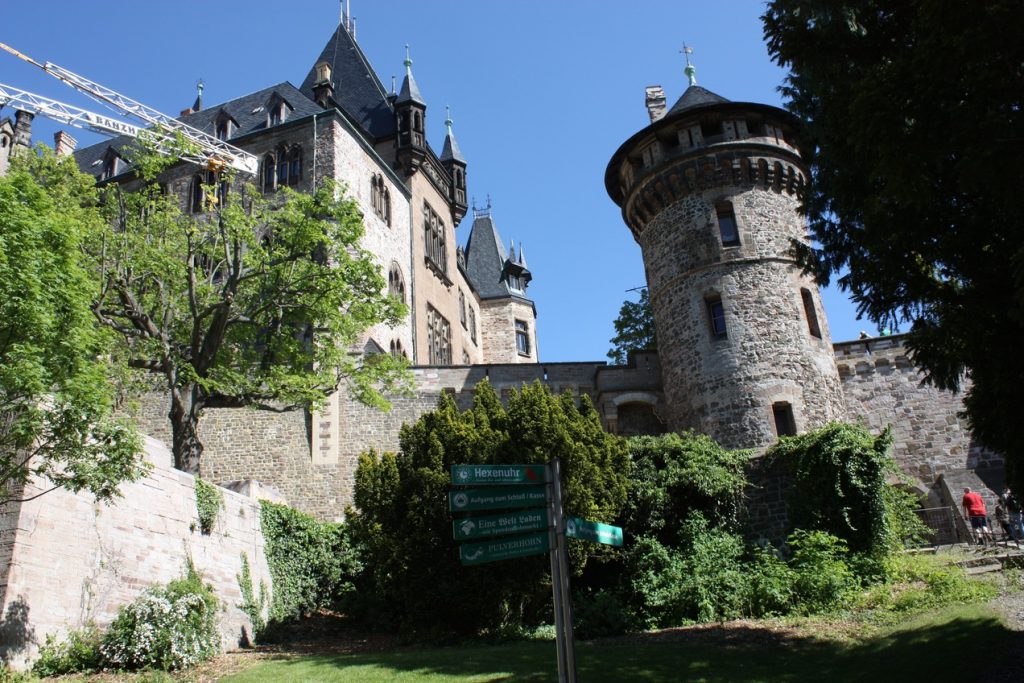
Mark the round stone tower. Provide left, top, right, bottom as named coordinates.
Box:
left=605, top=69, right=845, bottom=450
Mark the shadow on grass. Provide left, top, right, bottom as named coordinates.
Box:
left=224, top=613, right=1020, bottom=682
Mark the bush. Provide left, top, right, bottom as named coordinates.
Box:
left=621, top=432, right=749, bottom=548
left=31, top=623, right=102, bottom=677
left=863, top=553, right=999, bottom=614
left=744, top=545, right=796, bottom=618
left=768, top=423, right=895, bottom=557
left=787, top=529, right=857, bottom=614
left=623, top=536, right=688, bottom=629
left=194, top=478, right=224, bottom=535
left=100, top=566, right=219, bottom=671
left=676, top=515, right=750, bottom=623
left=259, top=501, right=360, bottom=627
left=348, top=381, right=631, bottom=637
left=572, top=587, right=634, bottom=638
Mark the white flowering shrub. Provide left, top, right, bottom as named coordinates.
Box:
left=100, top=567, right=219, bottom=671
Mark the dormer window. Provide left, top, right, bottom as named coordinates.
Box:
left=314, top=61, right=332, bottom=85
left=100, top=150, right=121, bottom=180
left=266, top=95, right=291, bottom=128
left=214, top=114, right=235, bottom=141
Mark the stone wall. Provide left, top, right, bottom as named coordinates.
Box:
left=835, top=335, right=1001, bottom=488
left=0, top=438, right=273, bottom=671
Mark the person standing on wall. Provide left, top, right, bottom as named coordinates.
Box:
left=961, top=487, right=993, bottom=546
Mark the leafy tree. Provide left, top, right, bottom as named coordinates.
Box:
left=348, top=380, right=631, bottom=636
left=620, top=432, right=750, bottom=549
left=85, top=144, right=408, bottom=472
left=763, top=1, right=1024, bottom=490
left=607, top=288, right=655, bottom=365
left=0, top=149, right=143, bottom=505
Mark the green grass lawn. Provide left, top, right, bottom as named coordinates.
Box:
left=220, top=603, right=1017, bottom=682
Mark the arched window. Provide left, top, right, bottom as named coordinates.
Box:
left=388, top=263, right=406, bottom=304
left=413, top=111, right=422, bottom=132
left=276, top=145, right=289, bottom=186
left=382, top=186, right=391, bottom=226
left=389, top=339, right=406, bottom=359
left=288, top=146, right=302, bottom=185
left=262, top=153, right=275, bottom=193
left=459, top=290, right=467, bottom=328
left=469, top=307, right=477, bottom=345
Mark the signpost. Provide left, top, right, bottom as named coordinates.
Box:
left=458, top=530, right=550, bottom=565
left=448, top=486, right=547, bottom=512
left=449, top=461, right=625, bottom=683
left=565, top=517, right=624, bottom=547
left=453, top=508, right=547, bottom=541
left=451, top=464, right=546, bottom=485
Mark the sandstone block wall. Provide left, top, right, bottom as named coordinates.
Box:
left=0, top=438, right=272, bottom=671
left=835, top=336, right=1000, bottom=487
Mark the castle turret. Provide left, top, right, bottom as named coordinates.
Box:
left=440, top=106, right=468, bottom=223
left=605, top=58, right=845, bottom=449
left=394, top=45, right=426, bottom=172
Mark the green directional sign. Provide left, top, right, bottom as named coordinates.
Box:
left=565, top=517, right=624, bottom=547
left=449, top=486, right=547, bottom=512
left=459, top=531, right=550, bottom=565
left=453, top=508, right=548, bottom=541
left=451, top=464, right=547, bottom=486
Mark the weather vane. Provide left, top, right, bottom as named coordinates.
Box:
left=680, top=43, right=697, bottom=86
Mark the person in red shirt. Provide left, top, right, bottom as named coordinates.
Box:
left=962, top=487, right=993, bottom=545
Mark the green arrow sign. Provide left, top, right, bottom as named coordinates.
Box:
left=449, top=486, right=547, bottom=512
left=453, top=508, right=548, bottom=541
left=565, top=517, right=624, bottom=547
left=451, top=464, right=547, bottom=486
left=459, top=531, right=550, bottom=565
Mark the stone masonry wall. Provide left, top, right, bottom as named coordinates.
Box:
left=835, top=335, right=1001, bottom=486
left=0, top=438, right=272, bottom=671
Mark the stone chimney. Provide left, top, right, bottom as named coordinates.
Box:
left=645, top=86, right=667, bottom=123
left=53, top=130, right=78, bottom=156
left=12, top=110, right=34, bottom=150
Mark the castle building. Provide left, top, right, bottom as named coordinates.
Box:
left=71, top=18, right=538, bottom=370
left=604, top=67, right=846, bottom=450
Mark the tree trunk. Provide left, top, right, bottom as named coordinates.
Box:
left=169, top=384, right=204, bottom=474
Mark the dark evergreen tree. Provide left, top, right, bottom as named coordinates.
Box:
left=607, top=288, right=656, bottom=365
left=763, top=0, right=1024, bottom=489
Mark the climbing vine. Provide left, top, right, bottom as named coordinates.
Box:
left=194, top=478, right=223, bottom=535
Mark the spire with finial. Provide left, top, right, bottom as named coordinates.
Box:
left=681, top=43, right=697, bottom=87
left=396, top=44, right=425, bottom=104
left=440, top=104, right=466, bottom=163
left=192, top=78, right=204, bottom=112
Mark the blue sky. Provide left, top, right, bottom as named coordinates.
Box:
left=3, top=0, right=870, bottom=362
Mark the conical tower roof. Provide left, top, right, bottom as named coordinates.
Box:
left=395, top=45, right=425, bottom=106
left=667, top=84, right=730, bottom=116
left=440, top=107, right=466, bottom=163
left=299, top=23, right=395, bottom=138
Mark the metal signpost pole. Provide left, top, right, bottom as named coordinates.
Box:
left=546, top=460, right=568, bottom=683
left=549, top=458, right=577, bottom=682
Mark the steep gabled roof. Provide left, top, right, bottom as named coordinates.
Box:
left=463, top=213, right=533, bottom=303
left=299, top=24, right=396, bottom=139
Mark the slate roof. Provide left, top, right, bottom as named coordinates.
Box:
left=463, top=213, right=532, bottom=302
left=74, top=82, right=323, bottom=177
left=440, top=129, right=465, bottom=164
left=299, top=24, right=396, bottom=139
left=667, top=84, right=730, bottom=116
left=395, top=69, right=424, bottom=106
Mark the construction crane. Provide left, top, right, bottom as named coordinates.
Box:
left=0, top=42, right=257, bottom=176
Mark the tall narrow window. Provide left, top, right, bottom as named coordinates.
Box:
left=515, top=319, right=531, bottom=355
left=423, top=202, right=447, bottom=276
left=262, top=153, right=275, bottom=193
left=459, top=290, right=467, bottom=328
left=189, top=174, right=205, bottom=214
left=388, top=264, right=406, bottom=304
left=469, top=307, right=477, bottom=345
left=772, top=402, right=797, bottom=437
left=288, top=146, right=302, bottom=185
left=801, top=288, right=822, bottom=338
left=716, top=201, right=740, bottom=247
left=426, top=305, right=452, bottom=365
left=706, top=295, right=727, bottom=339
left=276, top=146, right=289, bottom=186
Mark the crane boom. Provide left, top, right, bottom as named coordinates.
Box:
left=1, top=82, right=142, bottom=138
left=0, top=42, right=258, bottom=175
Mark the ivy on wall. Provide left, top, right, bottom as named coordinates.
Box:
left=194, top=478, right=224, bottom=535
